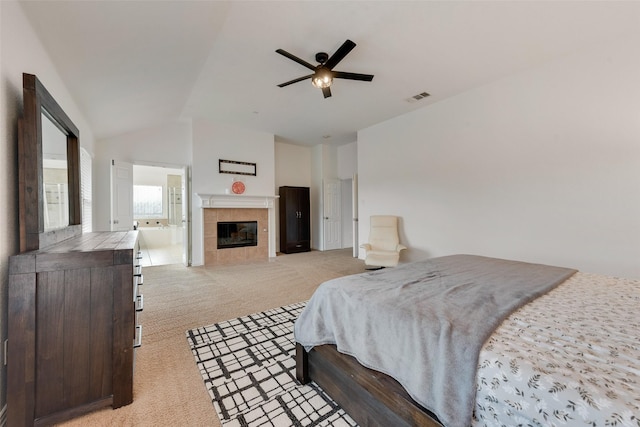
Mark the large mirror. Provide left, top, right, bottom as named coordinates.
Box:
left=18, top=73, right=81, bottom=252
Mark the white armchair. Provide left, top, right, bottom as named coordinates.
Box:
left=360, top=215, right=407, bottom=268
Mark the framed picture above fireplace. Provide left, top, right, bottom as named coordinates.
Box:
left=219, top=159, right=257, bottom=176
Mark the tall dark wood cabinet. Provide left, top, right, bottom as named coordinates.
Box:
left=279, top=186, right=311, bottom=253
left=8, top=231, right=143, bottom=426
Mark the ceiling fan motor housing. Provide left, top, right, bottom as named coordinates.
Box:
left=315, top=52, right=329, bottom=64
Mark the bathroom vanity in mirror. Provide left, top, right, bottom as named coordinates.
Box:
left=8, top=74, right=142, bottom=426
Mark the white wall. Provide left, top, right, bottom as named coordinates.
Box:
left=337, top=141, right=357, bottom=180
left=275, top=141, right=357, bottom=252
left=0, top=0, right=96, bottom=411
left=310, top=145, right=323, bottom=250
left=89, top=114, right=278, bottom=266
left=133, top=165, right=184, bottom=187
left=358, top=37, right=640, bottom=279
left=191, top=119, right=275, bottom=265
left=93, top=121, right=192, bottom=231
left=274, top=142, right=312, bottom=189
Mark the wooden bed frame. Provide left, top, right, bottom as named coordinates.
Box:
left=296, top=343, right=443, bottom=427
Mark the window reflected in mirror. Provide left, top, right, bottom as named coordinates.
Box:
left=41, top=111, right=69, bottom=231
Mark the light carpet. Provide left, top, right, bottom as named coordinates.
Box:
left=54, top=249, right=365, bottom=426
left=186, top=302, right=357, bottom=427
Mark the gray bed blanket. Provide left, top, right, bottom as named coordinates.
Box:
left=294, top=254, right=577, bottom=427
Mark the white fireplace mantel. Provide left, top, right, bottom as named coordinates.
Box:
left=195, top=193, right=278, bottom=209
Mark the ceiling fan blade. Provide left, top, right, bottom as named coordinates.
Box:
left=322, top=87, right=332, bottom=98
left=333, top=71, right=374, bottom=82
left=275, top=49, right=316, bottom=71
left=277, top=74, right=313, bottom=87
left=324, top=39, right=356, bottom=70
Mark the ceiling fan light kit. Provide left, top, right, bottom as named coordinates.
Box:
left=276, top=39, right=374, bottom=98
left=311, top=67, right=333, bottom=89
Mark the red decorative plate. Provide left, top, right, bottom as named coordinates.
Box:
left=231, top=181, right=245, bottom=194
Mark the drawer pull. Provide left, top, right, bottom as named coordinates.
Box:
left=136, top=294, right=144, bottom=312
left=134, top=325, right=143, bottom=348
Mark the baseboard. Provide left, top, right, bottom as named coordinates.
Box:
left=0, top=403, right=7, bottom=427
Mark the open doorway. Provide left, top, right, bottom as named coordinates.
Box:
left=133, top=164, right=187, bottom=266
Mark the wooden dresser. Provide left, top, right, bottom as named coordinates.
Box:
left=7, top=231, right=143, bottom=426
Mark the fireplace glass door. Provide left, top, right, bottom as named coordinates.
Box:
left=217, top=221, right=258, bottom=249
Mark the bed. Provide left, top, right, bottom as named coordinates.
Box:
left=294, top=254, right=640, bottom=427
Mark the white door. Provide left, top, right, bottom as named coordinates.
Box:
left=323, top=179, right=342, bottom=250
left=111, top=160, right=133, bottom=231
left=352, top=174, right=359, bottom=258
left=181, top=166, right=191, bottom=266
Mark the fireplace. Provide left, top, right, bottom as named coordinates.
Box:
left=196, top=194, right=278, bottom=266
left=201, top=207, right=269, bottom=265
left=217, top=221, right=258, bottom=249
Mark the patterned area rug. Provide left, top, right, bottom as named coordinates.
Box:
left=186, top=302, right=357, bottom=426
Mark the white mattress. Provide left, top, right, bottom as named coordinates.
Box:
left=472, top=272, right=640, bottom=426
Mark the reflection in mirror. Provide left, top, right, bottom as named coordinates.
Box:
left=41, top=111, right=69, bottom=231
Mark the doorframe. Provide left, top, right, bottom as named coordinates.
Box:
left=110, top=159, right=134, bottom=231
left=352, top=174, right=359, bottom=258
left=130, top=162, right=191, bottom=266
left=182, top=165, right=192, bottom=266
left=339, top=178, right=354, bottom=252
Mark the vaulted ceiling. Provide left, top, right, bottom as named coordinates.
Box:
left=20, top=1, right=640, bottom=146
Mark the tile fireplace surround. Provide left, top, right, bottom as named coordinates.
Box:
left=196, top=194, right=278, bottom=266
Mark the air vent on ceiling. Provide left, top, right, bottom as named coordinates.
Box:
left=406, top=91, right=431, bottom=103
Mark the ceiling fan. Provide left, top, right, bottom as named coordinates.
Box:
left=276, top=39, right=374, bottom=99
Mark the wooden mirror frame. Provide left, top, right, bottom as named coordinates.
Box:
left=18, top=73, right=81, bottom=252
